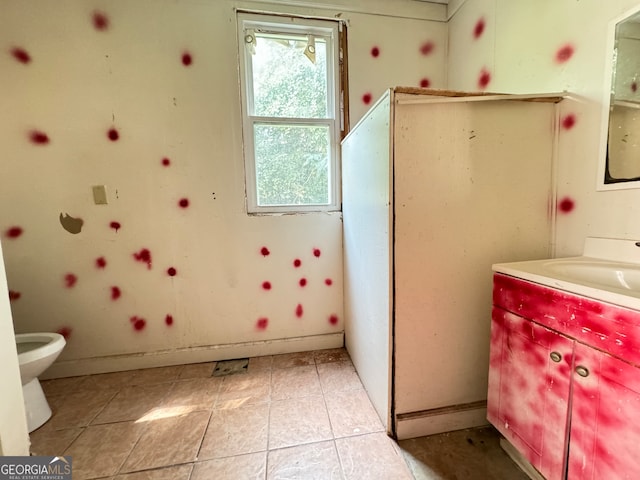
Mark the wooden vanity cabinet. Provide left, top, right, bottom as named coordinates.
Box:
left=488, top=273, right=640, bottom=480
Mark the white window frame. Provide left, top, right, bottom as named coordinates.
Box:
left=237, top=12, right=343, bottom=214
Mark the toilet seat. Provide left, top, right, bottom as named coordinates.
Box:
left=16, top=333, right=65, bottom=366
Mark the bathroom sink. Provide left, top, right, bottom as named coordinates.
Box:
left=541, top=259, right=640, bottom=291
left=492, top=237, right=640, bottom=310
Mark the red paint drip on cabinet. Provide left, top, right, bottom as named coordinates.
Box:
left=261, top=247, right=270, bottom=257
left=165, top=314, right=174, bottom=326
left=420, top=41, right=434, bottom=56
left=131, top=316, right=146, bottom=331
left=96, top=257, right=107, bottom=269
left=474, top=18, right=486, bottom=39
left=167, top=267, right=177, bottom=277
left=110, top=221, right=121, bottom=232
left=362, top=93, right=372, bottom=105
left=296, top=303, right=304, bottom=318
left=8, top=290, right=21, bottom=301
left=107, top=128, right=119, bottom=141
left=262, top=281, right=272, bottom=290
left=325, top=278, right=333, bottom=286
left=371, top=46, right=380, bottom=58
left=178, top=198, right=190, bottom=208
left=562, top=114, right=576, bottom=130
left=299, top=278, right=307, bottom=287
left=293, top=259, right=302, bottom=268
left=313, top=248, right=321, bottom=258
left=558, top=197, right=575, bottom=213
left=478, top=69, right=491, bottom=89
left=161, top=157, right=171, bottom=166
left=555, top=44, right=574, bottom=63
left=329, top=314, right=339, bottom=325
left=182, top=52, right=193, bottom=66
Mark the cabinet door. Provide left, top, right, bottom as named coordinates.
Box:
left=488, top=307, right=573, bottom=480
left=568, top=343, right=640, bottom=480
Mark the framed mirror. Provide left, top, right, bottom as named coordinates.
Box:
left=598, top=5, right=640, bottom=190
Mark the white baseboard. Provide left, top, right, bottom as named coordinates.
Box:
left=395, top=401, right=488, bottom=440
left=42, top=332, right=344, bottom=379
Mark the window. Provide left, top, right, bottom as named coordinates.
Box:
left=237, top=13, right=345, bottom=213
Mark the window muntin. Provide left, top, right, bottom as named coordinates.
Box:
left=238, top=13, right=342, bottom=213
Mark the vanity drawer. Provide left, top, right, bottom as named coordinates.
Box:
left=493, top=273, right=640, bottom=366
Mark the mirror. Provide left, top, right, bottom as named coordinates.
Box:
left=599, top=7, right=640, bottom=190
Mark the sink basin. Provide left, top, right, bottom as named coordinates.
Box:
left=492, top=237, right=640, bottom=310
left=541, top=260, right=640, bottom=291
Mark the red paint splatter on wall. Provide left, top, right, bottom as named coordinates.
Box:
left=370, top=46, right=380, bottom=58
left=260, top=246, right=270, bottom=257
left=632, top=82, right=638, bottom=93
left=92, top=11, right=109, bottom=30
left=329, top=314, right=339, bottom=325
left=420, top=78, right=431, bottom=88
left=111, top=286, right=121, bottom=300
left=130, top=316, right=146, bottom=331
left=262, top=281, right=272, bottom=290
left=56, top=327, right=72, bottom=340
left=5, top=226, right=23, bottom=239
left=165, top=314, right=174, bottom=326
left=64, top=273, right=78, bottom=288
left=558, top=197, right=575, bottom=214
left=96, top=256, right=107, bottom=269
left=133, top=248, right=152, bottom=269
left=29, top=130, right=50, bottom=145
left=167, top=267, right=177, bottom=277
left=562, top=113, right=576, bottom=130
left=478, top=68, right=491, bottom=89
left=110, top=221, right=121, bottom=232
left=325, top=278, right=333, bottom=286
left=313, top=248, right=321, bottom=258
left=555, top=44, right=574, bottom=64
left=107, top=128, right=119, bottom=141
left=293, top=259, right=302, bottom=268
left=178, top=198, right=189, bottom=208
left=256, top=317, right=268, bottom=330
left=296, top=303, right=304, bottom=318
left=8, top=290, right=21, bottom=301
left=420, top=41, right=434, bottom=56
left=299, top=278, right=307, bottom=287
left=474, top=18, right=486, bottom=39
left=11, top=47, right=31, bottom=64
left=161, top=157, right=171, bottom=167
left=362, top=92, right=372, bottom=105
left=182, top=52, right=193, bottom=66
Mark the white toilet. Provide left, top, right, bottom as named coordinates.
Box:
left=15, top=332, right=66, bottom=432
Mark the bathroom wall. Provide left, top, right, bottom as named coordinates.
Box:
left=0, top=0, right=446, bottom=377
left=0, top=242, right=29, bottom=455
left=447, top=0, right=640, bottom=257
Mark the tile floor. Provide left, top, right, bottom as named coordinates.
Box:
left=32, top=348, right=527, bottom=480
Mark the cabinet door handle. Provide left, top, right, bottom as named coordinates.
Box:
left=550, top=351, right=562, bottom=363
left=575, top=366, right=590, bottom=378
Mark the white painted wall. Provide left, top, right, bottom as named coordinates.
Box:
left=448, top=0, right=640, bottom=257
left=0, top=241, right=30, bottom=456
left=0, top=0, right=446, bottom=377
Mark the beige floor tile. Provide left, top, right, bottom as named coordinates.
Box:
left=269, top=395, right=333, bottom=449
left=29, top=426, right=84, bottom=456
left=271, top=351, right=315, bottom=369
left=271, top=365, right=322, bottom=400
left=314, top=348, right=351, bottom=365
left=41, top=376, right=87, bottom=396
left=161, top=377, right=221, bottom=413
left=191, top=452, right=266, bottom=480
left=336, top=432, right=414, bottom=480
left=48, top=389, right=117, bottom=429
left=64, top=421, right=145, bottom=479
left=130, top=366, right=183, bottom=385
left=267, top=441, right=343, bottom=480
left=215, top=371, right=271, bottom=408
left=248, top=355, right=273, bottom=372
left=120, top=410, right=210, bottom=473
left=114, top=464, right=193, bottom=480
left=198, top=403, right=269, bottom=459
left=317, top=361, right=364, bottom=394
left=92, top=383, right=172, bottom=424
left=325, top=389, right=385, bottom=438
left=178, top=362, right=216, bottom=380
left=78, top=370, right=137, bottom=391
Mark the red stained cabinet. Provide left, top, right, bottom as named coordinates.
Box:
left=488, top=274, right=640, bottom=480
